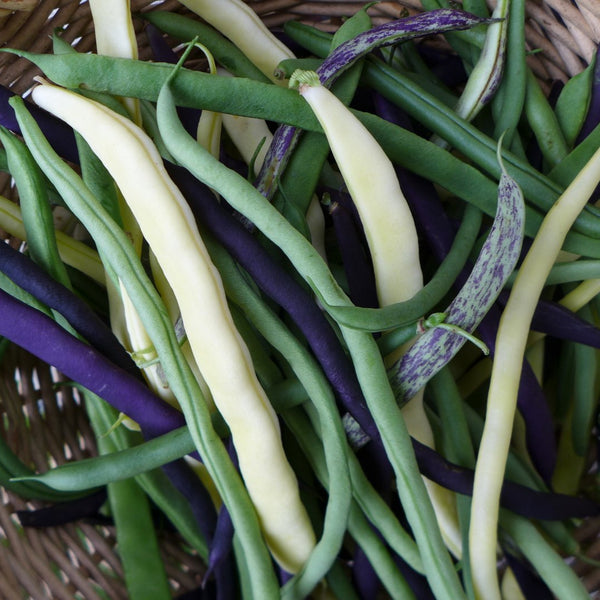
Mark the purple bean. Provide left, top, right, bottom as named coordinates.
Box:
left=161, top=459, right=236, bottom=600
left=412, top=439, right=597, bottom=519
left=16, top=488, right=108, bottom=527
left=503, top=550, right=554, bottom=599
left=500, top=291, right=600, bottom=349
left=326, top=190, right=378, bottom=308
left=0, top=242, right=139, bottom=379
left=0, top=286, right=185, bottom=439
left=0, top=84, right=78, bottom=163
left=352, top=547, right=382, bottom=599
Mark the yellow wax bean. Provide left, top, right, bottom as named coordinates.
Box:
left=294, top=69, right=462, bottom=557
left=178, top=0, right=295, bottom=84
left=469, top=140, right=600, bottom=600
left=294, top=70, right=423, bottom=306
left=32, top=81, right=315, bottom=573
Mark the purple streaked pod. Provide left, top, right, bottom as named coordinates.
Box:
left=389, top=151, right=525, bottom=402
left=256, top=8, right=498, bottom=198
left=375, top=94, right=556, bottom=482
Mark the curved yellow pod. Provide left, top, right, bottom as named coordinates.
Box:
left=32, top=81, right=316, bottom=574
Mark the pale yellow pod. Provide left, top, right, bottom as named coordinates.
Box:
left=32, top=81, right=316, bottom=573
left=89, top=0, right=140, bottom=124
left=294, top=70, right=463, bottom=558
left=295, top=71, right=423, bottom=306
left=178, top=0, right=295, bottom=83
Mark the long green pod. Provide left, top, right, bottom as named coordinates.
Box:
left=491, top=0, right=526, bottom=145
left=9, top=47, right=600, bottom=250
left=555, top=56, right=596, bottom=148
left=500, top=511, right=591, bottom=600
left=81, top=388, right=209, bottom=561
left=0, top=127, right=70, bottom=289
left=157, top=65, right=466, bottom=600
left=11, top=97, right=278, bottom=597
left=13, top=426, right=194, bottom=491
left=29, top=81, right=315, bottom=576
left=86, top=393, right=172, bottom=600
left=524, top=69, right=569, bottom=168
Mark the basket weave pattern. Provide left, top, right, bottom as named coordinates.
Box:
left=0, top=1, right=598, bottom=598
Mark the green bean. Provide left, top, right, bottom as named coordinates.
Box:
left=548, top=122, right=600, bottom=187
left=11, top=46, right=600, bottom=252
left=324, top=562, right=362, bottom=600
left=75, top=132, right=124, bottom=226
left=87, top=393, right=171, bottom=600
left=463, top=0, right=489, bottom=17
left=500, top=511, right=591, bottom=600
left=138, top=99, right=176, bottom=163
left=429, top=368, right=476, bottom=596
left=571, top=308, right=598, bottom=457
left=491, top=0, right=526, bottom=146
left=157, top=69, right=465, bottom=600
left=81, top=387, right=208, bottom=560
left=347, top=504, right=417, bottom=600
left=507, top=258, right=600, bottom=286
left=0, top=128, right=70, bottom=288
left=12, top=97, right=278, bottom=597
left=555, top=56, right=596, bottom=148
left=12, top=426, right=195, bottom=491
left=0, top=420, right=82, bottom=501
left=320, top=202, right=482, bottom=331
left=139, top=10, right=271, bottom=82
left=3, top=49, right=319, bottom=127
left=524, top=69, right=569, bottom=169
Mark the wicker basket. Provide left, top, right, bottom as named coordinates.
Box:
left=0, top=1, right=598, bottom=599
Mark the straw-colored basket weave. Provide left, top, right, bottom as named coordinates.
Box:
left=0, top=1, right=598, bottom=598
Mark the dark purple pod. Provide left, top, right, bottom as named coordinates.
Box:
left=0, top=84, right=78, bottom=163
left=0, top=241, right=139, bottom=379
left=326, top=190, right=378, bottom=309
left=16, top=488, right=108, bottom=527
left=0, top=286, right=185, bottom=440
